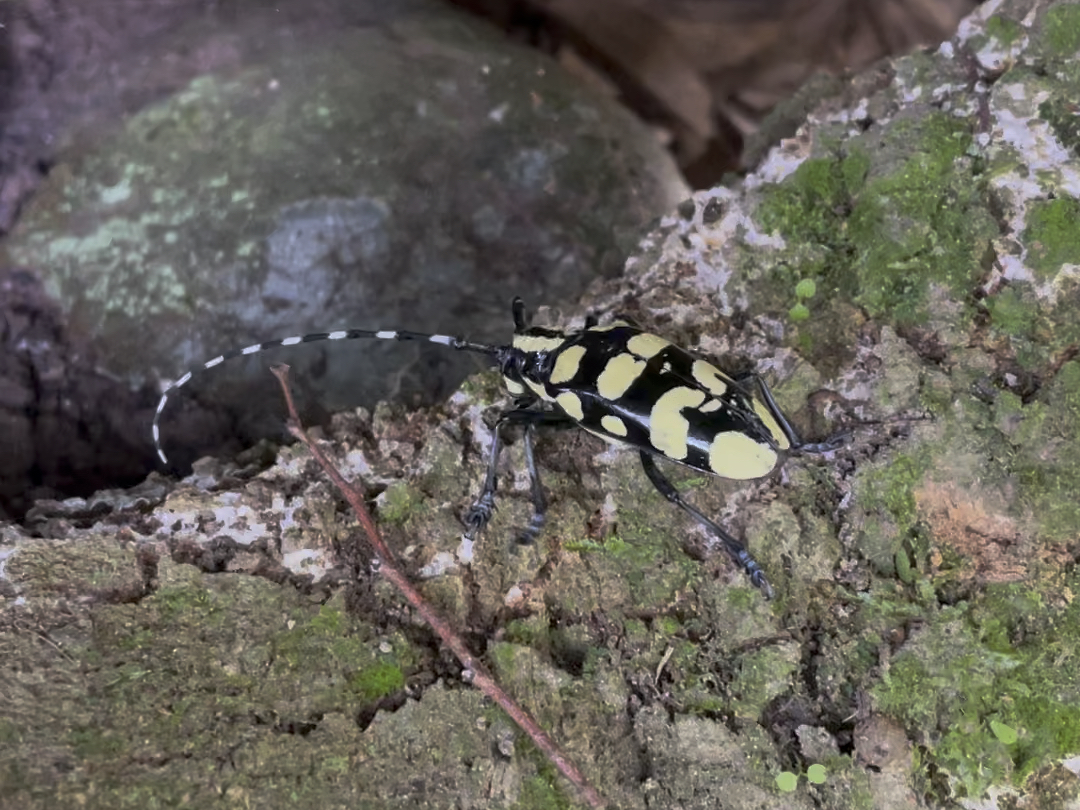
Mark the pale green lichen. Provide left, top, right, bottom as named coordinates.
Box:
left=1022, top=197, right=1080, bottom=278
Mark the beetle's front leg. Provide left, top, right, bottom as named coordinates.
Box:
left=462, top=408, right=575, bottom=543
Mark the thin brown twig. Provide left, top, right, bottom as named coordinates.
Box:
left=269, top=364, right=607, bottom=810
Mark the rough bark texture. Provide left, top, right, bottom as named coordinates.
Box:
left=3, top=1, right=1080, bottom=808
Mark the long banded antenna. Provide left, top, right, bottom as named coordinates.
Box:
left=152, top=328, right=503, bottom=464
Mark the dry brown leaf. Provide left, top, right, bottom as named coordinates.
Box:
left=535, top=0, right=715, bottom=141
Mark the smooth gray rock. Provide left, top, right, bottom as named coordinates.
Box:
left=1, top=0, right=686, bottom=469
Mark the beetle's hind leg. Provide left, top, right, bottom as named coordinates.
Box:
left=738, top=372, right=849, bottom=455
left=463, top=408, right=576, bottom=544
left=638, top=451, right=774, bottom=599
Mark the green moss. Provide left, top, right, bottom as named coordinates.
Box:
left=675, top=475, right=710, bottom=492
left=985, top=15, right=1024, bottom=46
left=5, top=539, right=141, bottom=597
left=513, top=771, right=574, bottom=809
left=871, top=579, right=1080, bottom=797
left=655, top=615, right=681, bottom=637
left=850, top=115, right=988, bottom=325
left=669, top=600, right=794, bottom=717
left=1037, top=97, right=1080, bottom=154
left=762, top=157, right=845, bottom=240
left=757, top=151, right=870, bottom=303
left=986, top=286, right=1037, bottom=341
left=116, top=627, right=155, bottom=651
left=273, top=604, right=376, bottom=668
left=976, top=584, right=1045, bottom=655
left=378, top=481, right=425, bottom=525
left=490, top=641, right=524, bottom=682
left=69, top=726, right=128, bottom=760
left=1043, top=3, right=1080, bottom=56
left=317, top=755, right=351, bottom=777
left=546, top=459, right=707, bottom=614
left=722, top=584, right=757, bottom=614
left=348, top=660, right=405, bottom=701
left=457, top=368, right=507, bottom=403
left=307, top=604, right=347, bottom=635
left=21, top=569, right=439, bottom=808
left=758, top=114, right=994, bottom=331
left=602, top=529, right=699, bottom=605
left=1011, top=361, right=1080, bottom=542
left=504, top=617, right=546, bottom=646
left=0, top=718, right=21, bottom=745
left=726, top=645, right=800, bottom=719
left=1022, top=197, right=1080, bottom=278
left=153, top=582, right=219, bottom=623
left=562, top=537, right=606, bottom=553
left=857, top=451, right=929, bottom=535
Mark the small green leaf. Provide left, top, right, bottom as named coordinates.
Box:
left=806, top=764, right=828, bottom=784
left=564, top=539, right=604, bottom=553
left=776, top=771, right=799, bottom=792
left=795, top=278, right=817, bottom=300
left=990, top=720, right=1018, bottom=745
left=895, top=547, right=915, bottom=584
left=789, top=303, right=810, bottom=322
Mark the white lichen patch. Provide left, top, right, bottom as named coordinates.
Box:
left=281, top=547, right=335, bottom=579
left=418, top=550, right=457, bottom=579
left=155, top=491, right=268, bottom=546
left=454, top=398, right=497, bottom=460
left=456, top=533, right=475, bottom=565
left=750, top=132, right=814, bottom=187
left=634, top=187, right=787, bottom=314
left=954, top=0, right=1028, bottom=74
left=993, top=82, right=1080, bottom=195
left=151, top=463, right=342, bottom=581
left=983, top=76, right=1080, bottom=302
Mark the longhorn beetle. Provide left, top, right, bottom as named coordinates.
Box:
left=153, top=298, right=846, bottom=598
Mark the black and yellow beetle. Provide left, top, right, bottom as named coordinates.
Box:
left=154, top=298, right=843, bottom=598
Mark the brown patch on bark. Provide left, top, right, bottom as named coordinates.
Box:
left=914, top=481, right=1028, bottom=584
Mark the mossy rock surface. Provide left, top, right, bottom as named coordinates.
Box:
left=4, top=1, right=1080, bottom=808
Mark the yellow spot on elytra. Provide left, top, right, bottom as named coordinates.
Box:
left=601, top=414, right=628, bottom=437
left=597, top=353, right=646, bottom=400
left=550, top=345, right=586, bottom=384
left=691, top=360, right=733, bottom=397
left=709, top=431, right=778, bottom=479
left=626, top=332, right=670, bottom=359
left=556, top=391, right=584, bottom=420
left=752, top=398, right=791, bottom=450
left=649, top=387, right=706, bottom=459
